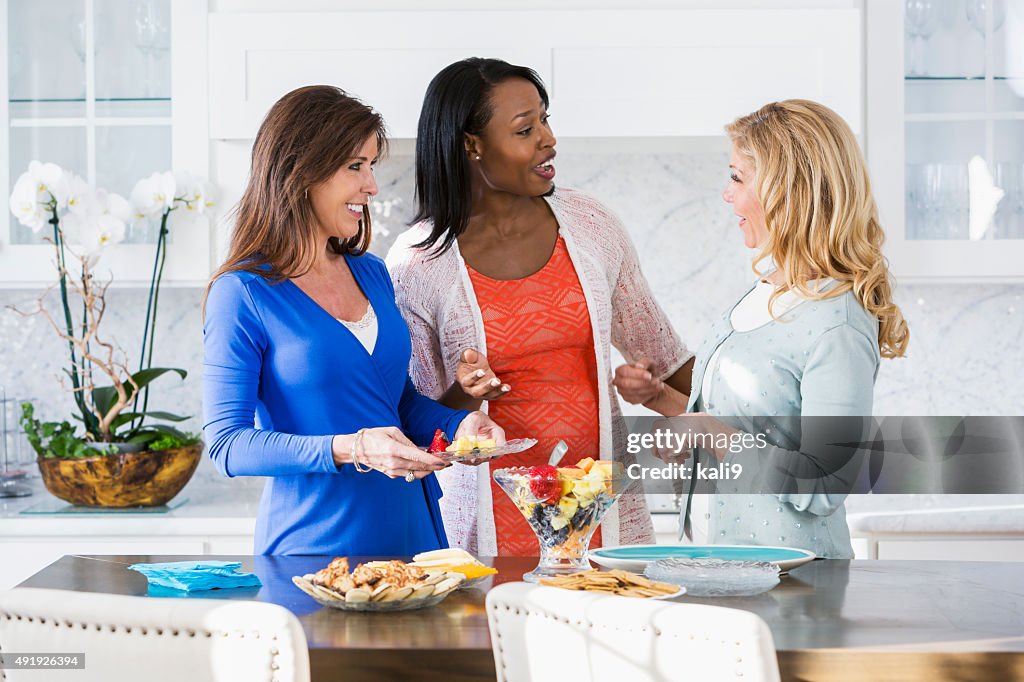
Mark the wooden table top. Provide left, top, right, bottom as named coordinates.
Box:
left=18, top=555, right=1024, bottom=682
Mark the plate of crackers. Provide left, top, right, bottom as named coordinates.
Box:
left=292, top=557, right=465, bottom=612
left=539, top=569, right=686, bottom=599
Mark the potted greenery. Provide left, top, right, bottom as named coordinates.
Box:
left=8, top=162, right=210, bottom=507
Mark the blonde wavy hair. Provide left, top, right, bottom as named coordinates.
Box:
left=726, top=99, right=908, bottom=359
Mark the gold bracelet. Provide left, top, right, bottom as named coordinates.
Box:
left=351, top=428, right=372, bottom=473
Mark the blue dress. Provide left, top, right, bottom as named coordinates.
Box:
left=203, top=252, right=469, bottom=555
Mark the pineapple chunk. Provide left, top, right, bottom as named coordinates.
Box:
left=445, top=435, right=495, bottom=453
left=558, top=497, right=579, bottom=519
left=446, top=436, right=473, bottom=453
left=589, top=460, right=617, bottom=479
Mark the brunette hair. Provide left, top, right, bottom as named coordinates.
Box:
left=726, top=99, right=909, bottom=358
left=412, top=57, right=549, bottom=254
left=203, top=85, right=387, bottom=311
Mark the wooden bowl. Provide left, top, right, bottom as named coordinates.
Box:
left=37, top=443, right=202, bottom=507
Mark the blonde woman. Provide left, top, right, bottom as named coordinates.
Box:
left=617, top=99, right=909, bottom=558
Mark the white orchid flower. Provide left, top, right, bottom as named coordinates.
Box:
left=172, top=171, right=211, bottom=215
left=65, top=174, right=95, bottom=216
left=130, top=171, right=176, bottom=219
left=28, top=161, right=71, bottom=208
left=8, top=171, right=48, bottom=232
left=98, top=189, right=132, bottom=224
left=62, top=190, right=128, bottom=258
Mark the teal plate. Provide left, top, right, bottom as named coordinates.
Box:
left=589, top=544, right=816, bottom=573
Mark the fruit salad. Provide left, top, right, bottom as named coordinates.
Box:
left=426, top=429, right=497, bottom=456
left=493, top=457, right=622, bottom=581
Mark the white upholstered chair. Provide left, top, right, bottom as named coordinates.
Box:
left=486, top=583, right=781, bottom=682
left=0, top=588, right=310, bottom=682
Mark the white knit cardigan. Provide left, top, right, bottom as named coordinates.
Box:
left=386, top=187, right=692, bottom=554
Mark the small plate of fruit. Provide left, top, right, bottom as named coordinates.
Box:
left=425, top=429, right=537, bottom=464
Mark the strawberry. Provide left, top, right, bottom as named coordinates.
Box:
left=528, top=464, right=562, bottom=504
left=427, top=429, right=450, bottom=454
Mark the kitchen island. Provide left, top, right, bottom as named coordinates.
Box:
left=17, top=554, right=1024, bottom=681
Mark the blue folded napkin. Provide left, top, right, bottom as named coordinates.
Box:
left=128, top=561, right=262, bottom=592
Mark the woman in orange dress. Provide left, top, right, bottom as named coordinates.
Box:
left=386, top=58, right=693, bottom=555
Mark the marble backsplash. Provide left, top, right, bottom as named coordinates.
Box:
left=2, top=151, right=1022, bottom=491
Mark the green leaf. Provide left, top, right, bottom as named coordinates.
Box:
left=110, top=410, right=189, bottom=430
left=124, top=425, right=200, bottom=449
left=130, top=367, right=187, bottom=390
left=92, top=367, right=187, bottom=420
left=92, top=386, right=118, bottom=418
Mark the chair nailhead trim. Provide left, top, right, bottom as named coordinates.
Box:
left=1, top=610, right=293, bottom=680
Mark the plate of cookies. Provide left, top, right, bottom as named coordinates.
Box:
left=539, top=569, right=686, bottom=600
left=292, top=557, right=465, bottom=612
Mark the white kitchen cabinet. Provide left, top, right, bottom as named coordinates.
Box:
left=1, top=0, right=211, bottom=287
left=871, top=537, right=1024, bottom=561
left=207, top=8, right=860, bottom=140
left=0, top=537, right=207, bottom=589
left=865, top=0, right=1024, bottom=281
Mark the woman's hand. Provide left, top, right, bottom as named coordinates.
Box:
left=613, top=358, right=662, bottom=405
left=332, top=427, right=447, bottom=480
left=455, top=348, right=510, bottom=401
left=453, top=411, right=507, bottom=466
left=613, top=358, right=688, bottom=416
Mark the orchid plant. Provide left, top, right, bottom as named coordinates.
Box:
left=9, top=161, right=211, bottom=458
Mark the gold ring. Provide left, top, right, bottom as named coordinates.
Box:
left=404, top=472, right=416, bottom=483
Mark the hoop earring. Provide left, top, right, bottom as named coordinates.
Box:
left=304, top=188, right=308, bottom=200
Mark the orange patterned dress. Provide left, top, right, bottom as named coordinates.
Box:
left=467, top=236, right=602, bottom=556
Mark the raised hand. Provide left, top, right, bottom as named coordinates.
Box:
left=613, top=358, right=663, bottom=405
left=455, top=348, right=511, bottom=401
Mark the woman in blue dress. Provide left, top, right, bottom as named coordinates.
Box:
left=616, top=100, right=909, bottom=558
left=202, top=85, right=504, bottom=556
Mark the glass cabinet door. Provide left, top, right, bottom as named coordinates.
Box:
left=903, top=0, right=1024, bottom=242
left=6, top=0, right=172, bottom=246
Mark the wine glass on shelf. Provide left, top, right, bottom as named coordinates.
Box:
left=134, top=0, right=171, bottom=99
left=920, top=163, right=944, bottom=239
left=966, top=0, right=1007, bottom=36
left=942, top=163, right=970, bottom=240
left=966, top=0, right=1007, bottom=77
left=905, top=0, right=940, bottom=77
left=906, top=164, right=926, bottom=239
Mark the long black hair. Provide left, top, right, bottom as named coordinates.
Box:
left=412, top=57, right=550, bottom=254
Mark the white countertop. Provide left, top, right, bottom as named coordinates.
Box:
left=6, top=476, right=1024, bottom=540
left=0, top=476, right=259, bottom=538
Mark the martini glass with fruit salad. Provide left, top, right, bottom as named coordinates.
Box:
left=493, top=457, right=624, bottom=582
